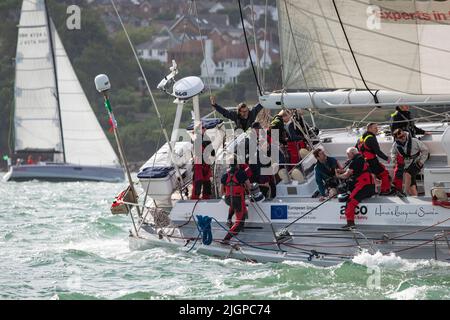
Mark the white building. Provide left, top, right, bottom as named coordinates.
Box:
left=136, top=35, right=179, bottom=63
left=244, top=4, right=278, bottom=22
left=201, top=39, right=276, bottom=89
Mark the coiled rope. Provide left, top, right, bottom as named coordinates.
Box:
left=186, top=214, right=212, bottom=253
left=196, top=215, right=213, bottom=245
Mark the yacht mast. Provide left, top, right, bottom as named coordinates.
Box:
left=44, top=0, right=66, bottom=162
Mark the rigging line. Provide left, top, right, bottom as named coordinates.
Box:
left=140, top=2, right=192, bottom=205
left=238, top=0, right=263, bottom=96
left=317, top=0, right=357, bottom=88
left=109, top=0, right=184, bottom=187
left=290, top=111, right=314, bottom=150
left=331, top=0, right=378, bottom=104
left=246, top=192, right=284, bottom=251
left=282, top=0, right=314, bottom=106
left=209, top=217, right=293, bottom=253
left=250, top=0, right=262, bottom=92
left=411, top=105, right=446, bottom=117
left=404, top=0, right=426, bottom=93
left=166, top=232, right=362, bottom=249
left=389, top=218, right=450, bottom=241
left=138, top=1, right=190, bottom=215
left=308, top=15, right=333, bottom=89
left=141, top=94, right=172, bottom=215
left=278, top=89, right=314, bottom=150
left=353, top=106, right=379, bottom=129
left=169, top=231, right=357, bottom=258
left=315, top=110, right=447, bottom=125
left=44, top=2, right=66, bottom=163
left=192, top=0, right=212, bottom=96
left=282, top=194, right=337, bottom=231
left=8, top=92, right=14, bottom=156
left=177, top=1, right=191, bottom=62
left=262, top=0, right=269, bottom=90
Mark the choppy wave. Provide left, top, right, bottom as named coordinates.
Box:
left=0, top=178, right=448, bottom=300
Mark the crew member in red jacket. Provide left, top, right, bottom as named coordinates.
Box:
left=191, top=127, right=214, bottom=200
left=220, top=160, right=252, bottom=244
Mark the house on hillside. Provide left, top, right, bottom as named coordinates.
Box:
left=243, top=4, right=278, bottom=22
left=136, top=34, right=180, bottom=63
left=129, top=0, right=187, bottom=19
left=167, top=39, right=205, bottom=65
left=200, top=39, right=279, bottom=89
left=209, top=3, right=225, bottom=13
left=169, top=14, right=230, bottom=39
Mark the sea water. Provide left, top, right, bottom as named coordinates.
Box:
left=0, top=178, right=448, bottom=300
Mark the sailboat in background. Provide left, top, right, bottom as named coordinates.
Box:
left=3, top=0, right=124, bottom=182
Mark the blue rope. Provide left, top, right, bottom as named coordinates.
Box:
left=185, top=215, right=212, bottom=253
left=186, top=235, right=200, bottom=253
left=196, top=215, right=213, bottom=245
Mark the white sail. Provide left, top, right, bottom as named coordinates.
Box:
left=52, top=23, right=120, bottom=167
left=277, top=0, right=450, bottom=95
left=14, top=0, right=63, bottom=155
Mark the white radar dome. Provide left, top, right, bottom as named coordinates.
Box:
left=172, top=76, right=204, bottom=99
left=95, top=74, right=111, bottom=92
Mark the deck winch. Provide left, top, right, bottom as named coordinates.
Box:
left=250, top=183, right=265, bottom=202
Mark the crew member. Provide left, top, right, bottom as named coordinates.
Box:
left=248, top=122, right=276, bottom=199
left=270, top=109, right=307, bottom=165
left=210, top=95, right=263, bottom=132
left=390, top=105, right=431, bottom=190
left=221, top=159, right=252, bottom=244
left=26, top=155, right=35, bottom=165
left=356, top=122, right=392, bottom=195
left=391, top=129, right=429, bottom=196
left=191, top=127, right=214, bottom=200
left=336, top=147, right=376, bottom=229
left=390, top=105, right=430, bottom=137
left=313, top=148, right=343, bottom=201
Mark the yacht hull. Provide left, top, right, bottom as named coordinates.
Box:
left=3, top=163, right=124, bottom=182
left=129, top=198, right=450, bottom=266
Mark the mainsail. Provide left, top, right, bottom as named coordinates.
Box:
left=278, top=0, right=450, bottom=95
left=14, top=0, right=63, bottom=156
left=14, top=0, right=120, bottom=167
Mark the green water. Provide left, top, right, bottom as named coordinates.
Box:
left=0, top=179, right=449, bottom=300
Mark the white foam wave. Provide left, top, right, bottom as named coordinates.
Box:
left=61, top=239, right=129, bottom=259
left=388, top=286, right=428, bottom=300
left=352, top=250, right=450, bottom=271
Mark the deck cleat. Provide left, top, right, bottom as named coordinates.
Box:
left=275, top=228, right=292, bottom=242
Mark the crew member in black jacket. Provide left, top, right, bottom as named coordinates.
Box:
left=356, top=123, right=392, bottom=195
left=210, top=95, right=263, bottom=132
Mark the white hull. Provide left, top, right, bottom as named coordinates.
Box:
left=3, top=163, right=124, bottom=182
left=129, top=197, right=450, bottom=265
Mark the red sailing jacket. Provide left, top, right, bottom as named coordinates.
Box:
left=225, top=171, right=245, bottom=197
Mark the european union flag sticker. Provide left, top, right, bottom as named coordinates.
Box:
left=271, top=205, right=288, bottom=220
